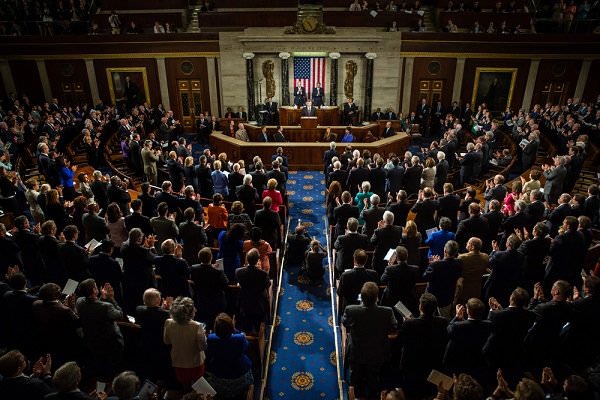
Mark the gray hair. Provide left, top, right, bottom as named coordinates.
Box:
left=411, top=155, right=420, bottom=165
left=383, top=210, right=394, bottom=225
left=112, top=371, right=140, bottom=399
left=93, top=170, right=102, bottom=179
left=347, top=217, right=359, bottom=232
left=515, top=200, right=526, bottom=212
left=361, top=181, right=371, bottom=192
left=52, top=362, right=81, bottom=392
left=170, top=296, right=195, bottom=323
left=370, top=194, right=380, bottom=205
left=444, top=240, right=459, bottom=258
left=437, top=151, right=446, bottom=160
left=243, top=174, right=252, bottom=185
left=333, top=160, right=341, bottom=169
left=466, top=142, right=475, bottom=151
left=330, top=141, right=336, bottom=150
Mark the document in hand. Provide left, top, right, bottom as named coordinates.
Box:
left=138, top=380, right=157, bottom=400
left=214, top=258, right=224, bottom=271
left=192, top=376, right=217, bottom=396
left=427, top=369, right=454, bottom=391
left=85, top=238, right=103, bottom=252
left=394, top=301, right=414, bottom=319
left=62, top=279, right=79, bottom=295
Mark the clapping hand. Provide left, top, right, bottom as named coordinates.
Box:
left=488, top=297, right=502, bottom=311
left=455, top=304, right=466, bottom=320
left=162, top=296, right=174, bottom=310
left=144, top=234, right=157, bottom=248
left=491, top=240, right=500, bottom=252
left=541, top=367, right=557, bottom=387
left=32, top=354, right=52, bottom=376
left=533, top=282, right=545, bottom=301
left=513, top=227, right=523, bottom=240
left=63, top=293, right=76, bottom=309
left=429, top=255, right=441, bottom=263
left=100, top=283, right=114, bottom=301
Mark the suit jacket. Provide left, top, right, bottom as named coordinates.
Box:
left=82, top=212, right=108, bottom=243
left=12, top=229, right=46, bottom=285
left=500, top=212, right=529, bottom=245
left=0, top=375, right=53, bottom=400
left=91, top=180, right=109, bottom=210
left=362, top=206, right=385, bottom=239
left=383, top=127, right=396, bottom=138
left=178, top=220, right=207, bottom=265
left=385, top=165, right=405, bottom=195
left=370, top=225, right=403, bottom=274
left=456, top=215, right=489, bottom=252
left=129, top=139, right=142, bottom=172
left=235, top=265, right=271, bottom=317
left=399, top=315, right=448, bottom=376
left=250, top=171, right=268, bottom=197
left=444, top=318, right=492, bottom=374
left=434, top=160, right=449, bottom=193
left=293, top=87, right=307, bottom=106
left=524, top=200, right=546, bottom=230
left=190, top=263, right=229, bottom=323
left=483, top=249, right=523, bottom=305
left=334, top=232, right=369, bottom=273
left=141, top=147, right=159, bottom=176
left=436, top=194, right=460, bottom=228
left=411, top=199, right=438, bottom=233
left=120, top=242, right=157, bottom=312
left=124, top=212, right=153, bottom=235
left=150, top=216, right=179, bottom=252
left=337, top=267, right=379, bottom=315
left=32, top=299, right=82, bottom=361
left=301, top=106, right=317, bottom=117
left=368, top=167, right=387, bottom=199
left=584, top=194, right=600, bottom=224
left=328, top=169, right=348, bottom=190
left=107, top=184, right=131, bottom=216
left=38, top=235, right=66, bottom=286
left=543, top=165, right=567, bottom=203
left=380, top=262, right=419, bottom=313
left=404, top=165, right=423, bottom=196
left=266, top=169, right=287, bottom=193
left=235, top=184, right=257, bottom=220
left=311, top=87, right=324, bottom=106
left=346, top=167, right=370, bottom=196
left=423, top=258, right=463, bottom=307
left=135, top=305, right=171, bottom=364
left=528, top=299, right=573, bottom=361
left=521, top=139, right=538, bottom=170
left=58, top=241, right=91, bottom=282
left=545, top=230, right=585, bottom=287
left=89, top=252, right=123, bottom=303
left=1, top=290, right=38, bottom=355
left=342, top=304, right=397, bottom=365
left=155, top=254, right=191, bottom=298
left=333, top=203, right=360, bottom=236
left=547, top=203, right=572, bottom=236
left=254, top=208, right=281, bottom=249
left=483, top=306, right=535, bottom=367
left=75, top=297, right=124, bottom=356
left=416, top=103, right=430, bottom=120
left=517, top=236, right=551, bottom=290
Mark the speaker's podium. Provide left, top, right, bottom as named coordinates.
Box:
left=300, top=116, right=318, bottom=129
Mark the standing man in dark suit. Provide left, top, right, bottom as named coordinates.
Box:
left=436, top=183, right=461, bottom=231
left=178, top=208, right=207, bottom=266
left=385, top=157, right=404, bottom=197
left=236, top=106, right=247, bottom=120
left=542, top=156, right=567, bottom=204
left=544, top=216, right=585, bottom=294
left=0, top=349, right=53, bottom=400
left=334, top=217, right=369, bottom=278
left=399, top=293, right=449, bottom=398
left=265, top=97, right=278, bottom=125
left=190, top=248, right=229, bottom=327
left=129, top=134, right=142, bottom=176
left=546, top=193, right=573, bottom=237
left=125, top=199, right=153, bottom=236
left=333, top=191, right=360, bottom=239
left=236, top=249, right=271, bottom=333
left=250, top=161, right=269, bottom=199
left=154, top=239, right=191, bottom=298
left=89, top=240, right=124, bottom=305
left=517, top=222, right=551, bottom=295
left=370, top=211, right=403, bottom=275
left=57, top=225, right=91, bottom=283
left=524, top=189, right=546, bottom=231
left=293, top=82, right=306, bottom=107
left=236, top=174, right=257, bottom=221
left=434, top=152, right=449, bottom=194
left=403, top=156, right=423, bottom=198
left=483, top=287, right=535, bottom=373
left=423, top=240, right=463, bottom=318
left=456, top=203, right=489, bottom=252
left=521, top=133, right=538, bottom=171
left=483, top=175, right=507, bottom=213
left=346, top=158, right=370, bottom=197
left=323, top=142, right=338, bottom=176
left=411, top=188, right=438, bottom=238
left=11, top=216, right=45, bottom=286
left=483, top=234, right=523, bottom=306
left=499, top=200, right=528, bottom=247
left=1, top=272, right=38, bottom=359
left=120, top=228, right=158, bottom=314
left=312, top=82, right=324, bottom=107
left=258, top=126, right=270, bottom=142
left=416, top=98, right=430, bottom=135
left=362, top=194, right=386, bottom=239
left=443, top=298, right=492, bottom=379
left=254, top=197, right=282, bottom=251
left=368, top=158, right=387, bottom=200
left=342, top=281, right=397, bottom=400
left=459, top=142, right=478, bottom=186
left=337, top=250, right=379, bottom=318
left=82, top=203, right=109, bottom=243
left=301, top=100, right=317, bottom=116
left=380, top=246, right=419, bottom=314
left=343, top=97, right=358, bottom=125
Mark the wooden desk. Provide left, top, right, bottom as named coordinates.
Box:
left=209, top=131, right=410, bottom=170
left=279, top=106, right=340, bottom=126
left=244, top=123, right=381, bottom=142
left=301, top=117, right=317, bottom=129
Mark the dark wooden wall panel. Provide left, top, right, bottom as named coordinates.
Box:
left=93, top=58, right=161, bottom=108
left=531, top=59, right=581, bottom=106
left=165, top=58, right=211, bottom=118
left=0, top=75, right=5, bottom=98
left=583, top=60, right=600, bottom=104
left=461, top=58, right=530, bottom=110
left=44, top=59, right=92, bottom=105
left=9, top=60, right=44, bottom=104
left=410, top=58, right=456, bottom=111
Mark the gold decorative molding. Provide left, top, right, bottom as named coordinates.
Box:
left=3, top=52, right=221, bottom=60
left=400, top=52, right=600, bottom=60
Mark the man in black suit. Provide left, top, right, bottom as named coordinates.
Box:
left=411, top=187, right=438, bottom=238
left=89, top=240, right=124, bottom=305
left=342, top=281, right=397, bottom=399
left=386, top=108, right=398, bottom=120
left=108, top=175, right=131, bottom=216
left=416, top=98, right=430, bottom=135
left=82, top=203, right=109, bottom=243
left=483, top=174, right=507, bottom=212
left=443, top=298, right=492, bottom=379
left=547, top=193, right=573, bottom=237
left=293, top=82, right=306, bottom=107
left=483, top=199, right=504, bottom=247
left=311, top=82, right=324, bottom=107
left=195, top=113, right=210, bottom=145
left=334, top=218, right=369, bottom=278
left=368, top=158, right=386, bottom=200
left=328, top=161, right=348, bottom=191
left=483, top=234, right=523, bottom=306
left=346, top=158, right=370, bottom=197
left=385, top=157, right=404, bottom=197
left=258, top=126, right=269, bottom=143
left=380, top=245, right=419, bottom=314
left=1, top=272, right=38, bottom=359
left=32, top=283, right=83, bottom=368
left=91, top=171, right=109, bottom=212
left=273, top=126, right=287, bottom=142
left=544, top=216, right=586, bottom=294
left=190, top=248, right=228, bottom=327
left=236, top=106, right=247, bottom=120
left=403, top=156, right=423, bottom=197
left=362, top=194, right=385, bottom=239
left=337, top=250, right=379, bottom=318
left=129, top=134, right=142, bottom=176
left=121, top=228, right=158, bottom=314
left=178, top=208, right=207, bottom=266
left=155, top=181, right=180, bottom=213
left=434, top=152, right=449, bottom=194
left=265, top=97, right=278, bottom=125
left=483, top=287, right=535, bottom=372
left=521, top=133, right=538, bottom=171
left=524, top=189, right=546, bottom=231
left=236, top=249, right=271, bottom=333
left=323, top=142, right=338, bottom=176
left=37, top=221, right=66, bottom=287
left=57, top=225, right=91, bottom=283
left=517, top=222, right=551, bottom=295
left=382, top=121, right=396, bottom=138
left=436, top=183, right=460, bottom=231
left=236, top=174, right=257, bottom=221
left=301, top=99, right=317, bottom=116
left=399, top=293, right=449, bottom=398
left=343, top=97, right=358, bottom=125
left=154, top=239, right=191, bottom=298
left=125, top=199, right=153, bottom=236
left=11, top=216, right=45, bottom=286
left=0, top=349, right=53, bottom=400
left=459, top=142, right=478, bottom=185
left=250, top=161, right=269, bottom=199
left=333, top=191, right=360, bottom=238
left=456, top=203, right=489, bottom=252
left=370, top=211, right=403, bottom=275
left=423, top=240, right=463, bottom=319
left=135, top=288, right=172, bottom=382
left=584, top=184, right=600, bottom=226
left=371, top=107, right=384, bottom=121
left=266, top=159, right=287, bottom=194
left=499, top=200, right=528, bottom=247
left=254, top=197, right=282, bottom=251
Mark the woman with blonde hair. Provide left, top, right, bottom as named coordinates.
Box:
left=211, top=160, right=229, bottom=196
left=164, top=296, right=207, bottom=391
left=354, top=181, right=373, bottom=223
left=402, top=220, right=422, bottom=265
left=25, top=178, right=44, bottom=223
left=183, top=156, right=196, bottom=192
left=421, top=157, right=436, bottom=189
left=262, top=178, right=283, bottom=212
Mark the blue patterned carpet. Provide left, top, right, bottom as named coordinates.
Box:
left=262, top=171, right=345, bottom=400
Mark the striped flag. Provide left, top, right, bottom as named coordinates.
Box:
left=293, top=57, right=326, bottom=100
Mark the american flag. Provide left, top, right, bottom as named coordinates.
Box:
left=293, top=57, right=326, bottom=100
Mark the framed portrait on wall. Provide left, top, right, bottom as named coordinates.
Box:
left=471, top=67, right=517, bottom=113
left=106, top=67, right=151, bottom=110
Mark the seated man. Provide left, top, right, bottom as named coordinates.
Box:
left=0, top=350, right=53, bottom=400
left=342, top=282, right=397, bottom=400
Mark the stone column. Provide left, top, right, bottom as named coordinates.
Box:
left=279, top=52, right=290, bottom=106
left=155, top=57, right=170, bottom=110
left=329, top=52, right=340, bottom=106
left=0, top=59, right=16, bottom=96
left=521, top=59, right=540, bottom=112
left=206, top=57, right=220, bottom=117
left=574, top=59, right=592, bottom=100
left=452, top=58, right=466, bottom=104
left=243, top=52, right=256, bottom=121
left=84, top=59, right=100, bottom=104
left=401, top=57, right=414, bottom=115
left=36, top=59, right=52, bottom=102
left=364, top=53, right=376, bottom=123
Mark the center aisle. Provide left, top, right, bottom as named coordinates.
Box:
left=261, top=171, right=344, bottom=400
